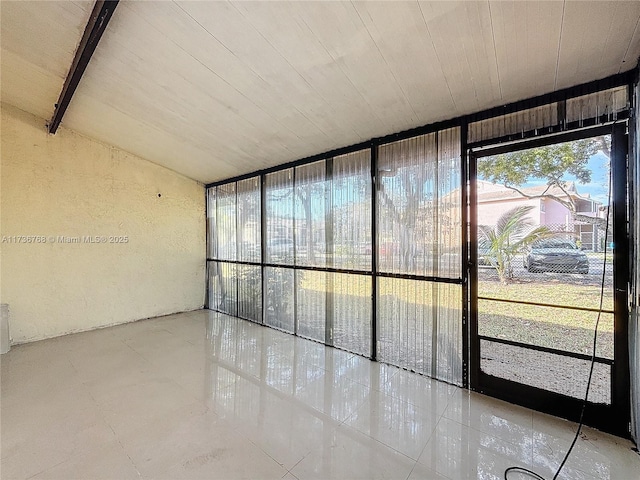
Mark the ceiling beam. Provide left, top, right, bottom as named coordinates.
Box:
left=48, top=0, right=119, bottom=134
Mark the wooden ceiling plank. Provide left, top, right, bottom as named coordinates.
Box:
left=289, top=1, right=417, bottom=133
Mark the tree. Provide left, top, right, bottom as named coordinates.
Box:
left=477, top=137, right=610, bottom=225
left=377, top=169, right=425, bottom=272
left=295, top=183, right=323, bottom=264
left=479, top=206, right=553, bottom=284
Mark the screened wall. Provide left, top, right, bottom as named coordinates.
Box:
left=207, top=75, right=635, bottom=408
left=207, top=128, right=464, bottom=386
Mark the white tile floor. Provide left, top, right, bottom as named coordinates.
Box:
left=1, top=310, right=639, bottom=480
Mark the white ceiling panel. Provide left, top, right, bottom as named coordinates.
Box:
left=2, top=1, right=639, bottom=183
left=419, top=1, right=501, bottom=113
left=489, top=0, right=564, bottom=103
left=1, top=0, right=92, bottom=119
left=556, top=0, right=640, bottom=89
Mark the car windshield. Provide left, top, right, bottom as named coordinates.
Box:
left=533, top=239, right=577, bottom=250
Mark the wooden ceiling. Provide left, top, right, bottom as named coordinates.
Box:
left=2, top=1, right=639, bottom=183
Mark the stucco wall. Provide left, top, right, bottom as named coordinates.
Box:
left=0, top=103, right=205, bottom=343
left=544, top=198, right=572, bottom=225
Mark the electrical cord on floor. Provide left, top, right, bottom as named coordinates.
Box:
left=504, top=167, right=612, bottom=480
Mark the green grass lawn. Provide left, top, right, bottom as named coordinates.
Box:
left=478, top=279, right=613, bottom=311
left=478, top=276, right=614, bottom=359
left=297, top=270, right=614, bottom=359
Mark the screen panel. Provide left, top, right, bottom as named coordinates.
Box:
left=208, top=261, right=237, bottom=316
left=238, top=265, right=262, bottom=323
left=237, top=177, right=261, bottom=263
left=377, top=128, right=461, bottom=278
left=207, top=187, right=217, bottom=259
left=332, top=149, right=372, bottom=271
left=216, top=183, right=237, bottom=261
left=378, top=278, right=462, bottom=385
left=295, top=160, right=327, bottom=268
left=265, top=169, right=294, bottom=265
left=332, top=273, right=372, bottom=357
left=296, top=269, right=327, bottom=343
left=480, top=339, right=610, bottom=404
left=263, top=267, right=295, bottom=333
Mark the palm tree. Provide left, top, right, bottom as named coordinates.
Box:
left=479, top=206, right=553, bottom=284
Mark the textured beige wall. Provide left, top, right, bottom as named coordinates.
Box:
left=0, top=103, right=205, bottom=343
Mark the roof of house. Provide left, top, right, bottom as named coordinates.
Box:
left=476, top=181, right=595, bottom=204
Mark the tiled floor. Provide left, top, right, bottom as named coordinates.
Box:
left=1, top=310, right=639, bottom=480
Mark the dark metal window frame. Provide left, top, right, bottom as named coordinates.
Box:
left=206, top=70, right=634, bottom=434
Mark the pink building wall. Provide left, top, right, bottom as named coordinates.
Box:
left=543, top=199, right=572, bottom=225
left=477, top=197, right=541, bottom=226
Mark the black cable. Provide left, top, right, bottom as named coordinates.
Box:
left=504, top=466, right=546, bottom=480
left=504, top=143, right=613, bottom=480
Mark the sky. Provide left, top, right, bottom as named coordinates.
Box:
left=517, top=151, right=610, bottom=205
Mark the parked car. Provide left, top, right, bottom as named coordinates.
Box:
left=525, top=239, right=589, bottom=274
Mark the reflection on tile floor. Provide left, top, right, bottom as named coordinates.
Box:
left=1, top=311, right=638, bottom=479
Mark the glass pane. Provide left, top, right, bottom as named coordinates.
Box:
left=296, top=270, right=327, bottom=342
left=480, top=339, right=611, bottom=404
left=237, top=177, right=261, bottom=263
left=332, top=273, right=372, bottom=357
left=378, top=128, right=461, bottom=278
left=378, top=278, right=462, bottom=385
left=216, top=183, right=237, bottom=261
left=238, top=265, right=262, bottom=323
left=208, top=261, right=237, bottom=316
left=295, top=160, right=327, bottom=268
left=265, top=169, right=294, bottom=265
left=263, top=267, right=294, bottom=332
left=207, top=187, right=217, bottom=259
left=332, top=150, right=372, bottom=271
